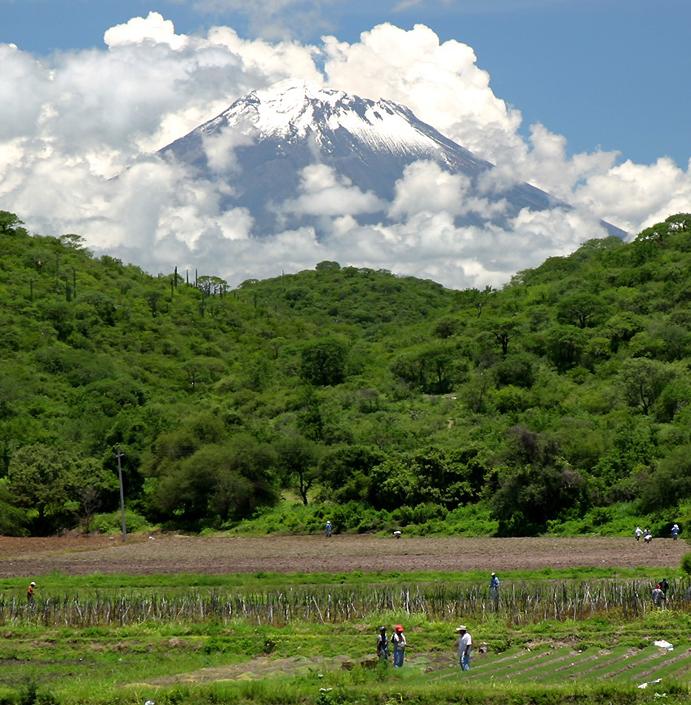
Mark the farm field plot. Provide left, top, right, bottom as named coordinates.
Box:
left=454, top=644, right=691, bottom=685
left=0, top=535, right=687, bottom=705
left=0, top=535, right=686, bottom=577
left=136, top=643, right=691, bottom=688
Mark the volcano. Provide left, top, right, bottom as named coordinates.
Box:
left=159, top=80, right=625, bottom=238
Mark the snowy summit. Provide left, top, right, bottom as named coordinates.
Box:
left=209, top=80, right=476, bottom=160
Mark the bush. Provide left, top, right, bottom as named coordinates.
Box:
left=91, top=509, right=152, bottom=535
left=682, top=552, right=691, bottom=576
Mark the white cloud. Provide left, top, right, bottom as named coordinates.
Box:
left=0, top=14, right=689, bottom=294
left=281, top=164, right=385, bottom=217
left=0, top=45, right=49, bottom=140
left=573, top=157, right=691, bottom=233
left=390, top=161, right=507, bottom=220
left=202, top=125, right=254, bottom=173
left=103, top=11, right=188, bottom=50
left=323, top=23, right=523, bottom=161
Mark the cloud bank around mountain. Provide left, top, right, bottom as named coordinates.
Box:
left=0, top=11, right=689, bottom=290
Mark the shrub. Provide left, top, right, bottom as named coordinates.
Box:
left=682, top=552, right=691, bottom=576
left=91, top=509, right=152, bottom=534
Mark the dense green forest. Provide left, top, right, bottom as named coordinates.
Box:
left=0, top=210, right=689, bottom=537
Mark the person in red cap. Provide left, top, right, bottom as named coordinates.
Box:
left=392, top=624, right=406, bottom=667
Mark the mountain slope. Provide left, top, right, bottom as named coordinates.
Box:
left=0, top=210, right=688, bottom=536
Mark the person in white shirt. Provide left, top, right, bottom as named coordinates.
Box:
left=456, top=625, right=472, bottom=671
left=392, top=625, right=406, bottom=667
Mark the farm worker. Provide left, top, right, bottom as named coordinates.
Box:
left=671, top=523, right=680, bottom=540
left=456, top=625, right=472, bottom=671
left=27, top=581, right=36, bottom=605
left=489, top=572, right=500, bottom=592
left=659, top=578, right=669, bottom=595
left=652, top=584, right=665, bottom=606
left=376, top=626, right=389, bottom=661
left=634, top=526, right=643, bottom=541
left=393, top=530, right=402, bottom=539
left=392, top=624, right=406, bottom=667
left=643, top=529, right=652, bottom=543
left=325, top=520, right=332, bottom=537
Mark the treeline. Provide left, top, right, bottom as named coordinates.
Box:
left=0, top=211, right=689, bottom=536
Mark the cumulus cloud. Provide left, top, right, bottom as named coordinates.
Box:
left=323, top=23, right=524, bottom=161
left=281, top=164, right=385, bottom=217
left=104, top=11, right=188, bottom=50
left=390, top=161, right=507, bottom=220
left=0, top=14, right=689, bottom=292
left=0, top=44, right=49, bottom=140
left=202, top=126, right=255, bottom=174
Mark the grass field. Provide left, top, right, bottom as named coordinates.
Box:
left=0, top=536, right=688, bottom=705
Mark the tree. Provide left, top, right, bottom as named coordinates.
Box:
left=275, top=434, right=320, bottom=505
left=638, top=445, right=691, bottom=512
left=545, top=325, right=587, bottom=371
left=0, top=478, right=28, bottom=535
left=491, top=427, right=586, bottom=535
left=318, top=445, right=385, bottom=503
left=300, top=338, right=348, bottom=386
left=491, top=463, right=585, bottom=536
left=491, top=319, right=518, bottom=356
left=619, top=358, right=675, bottom=415
left=72, top=459, right=118, bottom=532
left=494, top=353, right=536, bottom=388
left=557, top=293, right=602, bottom=329
left=391, top=343, right=460, bottom=393
left=0, top=211, right=28, bottom=236
left=151, top=436, right=278, bottom=529
left=7, top=445, right=89, bottom=534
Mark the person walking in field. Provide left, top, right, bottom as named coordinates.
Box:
left=671, top=523, right=680, bottom=540
left=634, top=526, right=643, bottom=541
left=324, top=520, right=332, bottom=537
left=392, top=624, right=406, bottom=667
left=456, top=625, right=472, bottom=671
left=643, top=529, right=652, bottom=543
left=26, top=581, right=36, bottom=606
left=376, top=626, right=389, bottom=662
left=652, top=583, right=665, bottom=607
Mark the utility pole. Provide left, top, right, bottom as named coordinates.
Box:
left=115, top=449, right=127, bottom=541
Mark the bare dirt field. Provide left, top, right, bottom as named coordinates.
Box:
left=0, top=534, right=685, bottom=577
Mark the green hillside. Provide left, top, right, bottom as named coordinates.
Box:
left=0, top=210, right=689, bottom=536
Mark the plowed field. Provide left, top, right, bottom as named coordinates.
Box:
left=0, top=534, right=685, bottom=577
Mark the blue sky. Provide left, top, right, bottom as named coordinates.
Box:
left=1, top=0, right=689, bottom=167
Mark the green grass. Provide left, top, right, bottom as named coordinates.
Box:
left=0, top=568, right=688, bottom=705
left=0, top=611, right=688, bottom=702
left=1, top=565, right=685, bottom=593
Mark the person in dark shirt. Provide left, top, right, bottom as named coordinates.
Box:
left=376, top=626, right=389, bottom=661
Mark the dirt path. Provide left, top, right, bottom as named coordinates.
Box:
left=138, top=654, right=356, bottom=686
left=0, top=535, right=685, bottom=577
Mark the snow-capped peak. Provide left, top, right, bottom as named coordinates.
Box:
left=206, top=79, right=456, bottom=157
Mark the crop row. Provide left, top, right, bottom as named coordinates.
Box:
left=1, top=579, right=688, bottom=627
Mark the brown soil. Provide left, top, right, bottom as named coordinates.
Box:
left=0, top=535, right=685, bottom=577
